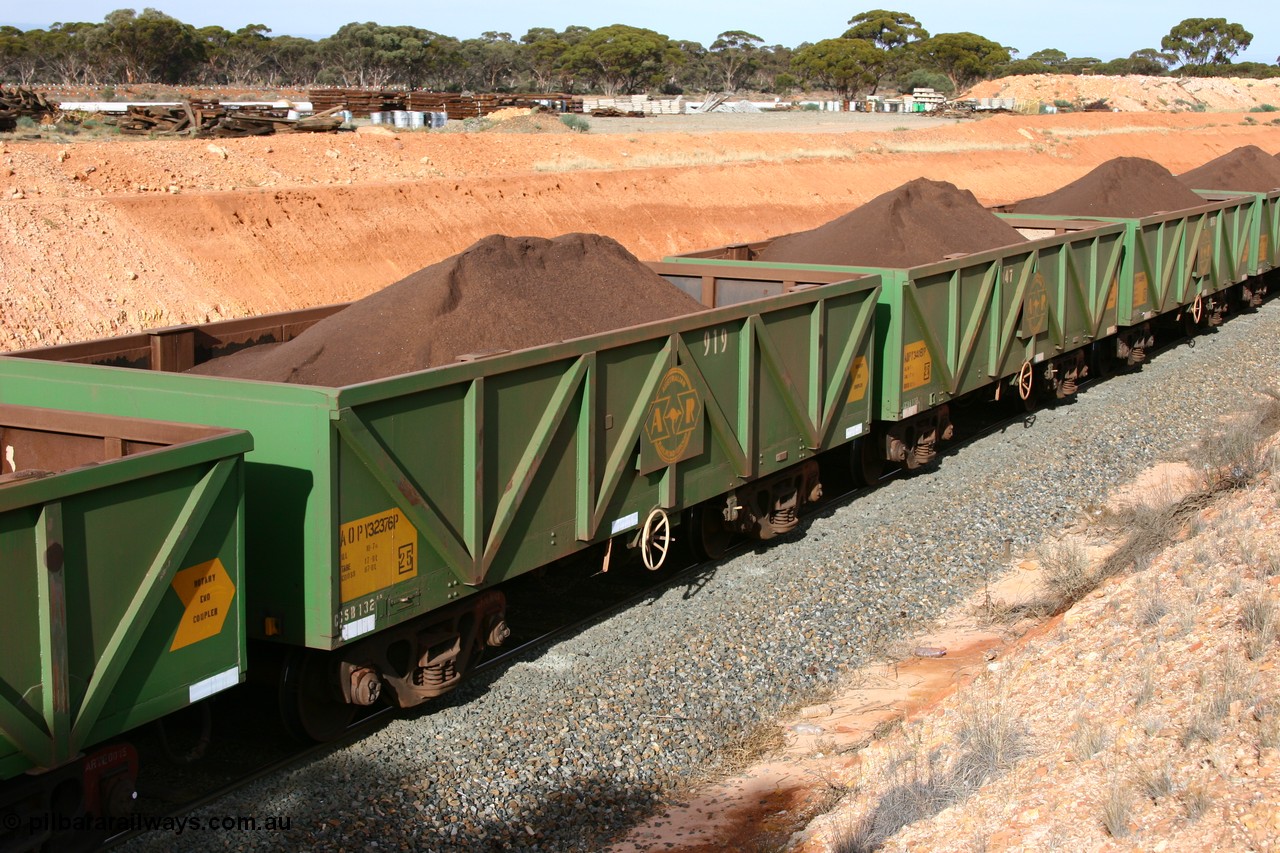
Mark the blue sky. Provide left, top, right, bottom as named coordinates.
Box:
left=6, top=1, right=1278, bottom=65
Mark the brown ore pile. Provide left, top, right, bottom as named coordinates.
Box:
left=754, top=178, right=1026, bottom=268
left=1177, top=145, right=1280, bottom=192
left=1010, top=157, right=1207, bottom=218
left=192, top=233, right=704, bottom=386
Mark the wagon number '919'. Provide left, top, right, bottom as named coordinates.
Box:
left=703, top=327, right=729, bottom=356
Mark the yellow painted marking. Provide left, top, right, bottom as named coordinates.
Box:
left=902, top=340, right=932, bottom=392
left=1133, top=271, right=1149, bottom=308
left=1196, top=231, right=1212, bottom=278
left=1261, top=235, right=1270, bottom=263
left=339, top=508, right=418, bottom=603
left=846, top=356, right=869, bottom=403
left=645, top=366, right=701, bottom=465
left=1023, top=273, right=1048, bottom=335
left=170, top=559, right=235, bottom=651
left=1106, top=276, right=1117, bottom=311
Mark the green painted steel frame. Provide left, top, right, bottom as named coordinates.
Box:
left=0, top=273, right=879, bottom=652
left=663, top=219, right=1127, bottom=421
left=330, top=279, right=879, bottom=592
left=1194, top=189, right=1280, bottom=276
left=998, top=194, right=1255, bottom=324
left=0, top=430, right=248, bottom=773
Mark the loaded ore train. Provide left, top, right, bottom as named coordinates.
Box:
left=2, top=145, right=1278, bottom=850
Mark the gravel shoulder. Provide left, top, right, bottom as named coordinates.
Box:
left=117, top=279, right=1280, bottom=852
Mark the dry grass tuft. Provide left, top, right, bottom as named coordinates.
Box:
left=1071, top=716, right=1109, bottom=761
left=1140, top=763, right=1176, bottom=801
left=836, top=686, right=1029, bottom=851
left=1101, top=783, right=1133, bottom=838
left=1038, top=539, right=1096, bottom=613
left=1182, top=783, right=1213, bottom=821
left=1240, top=591, right=1278, bottom=661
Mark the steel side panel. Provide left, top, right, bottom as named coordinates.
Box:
left=1, top=275, right=878, bottom=651
left=334, top=279, right=880, bottom=630
left=0, top=431, right=246, bottom=777
left=663, top=224, right=1123, bottom=421
left=0, top=361, right=334, bottom=648
left=1195, top=189, right=1280, bottom=276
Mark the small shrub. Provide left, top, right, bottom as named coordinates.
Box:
left=1139, top=590, right=1169, bottom=627
left=1135, top=669, right=1155, bottom=707
left=1243, top=116, right=1258, bottom=125
left=558, top=114, right=590, bottom=133
left=1250, top=103, right=1279, bottom=112
left=16, top=116, right=37, bottom=129
left=1039, top=539, right=1095, bottom=611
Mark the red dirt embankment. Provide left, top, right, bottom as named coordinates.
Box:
left=1, top=112, right=1278, bottom=350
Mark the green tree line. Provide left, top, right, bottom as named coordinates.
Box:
left=0, top=9, right=1273, bottom=95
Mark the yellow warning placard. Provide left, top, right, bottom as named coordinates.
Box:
left=902, top=340, right=932, bottom=392
left=1133, top=272, right=1149, bottom=308
left=1106, top=276, right=1118, bottom=311
left=170, top=558, right=235, bottom=651
left=846, top=356, right=869, bottom=403
left=339, top=508, right=418, bottom=603
left=1261, top=235, right=1271, bottom=263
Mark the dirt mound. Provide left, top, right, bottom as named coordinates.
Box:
left=1010, top=157, right=1208, bottom=217
left=965, top=73, right=1280, bottom=112
left=191, top=233, right=703, bottom=385
left=755, top=178, right=1026, bottom=268
left=1177, top=145, right=1280, bottom=192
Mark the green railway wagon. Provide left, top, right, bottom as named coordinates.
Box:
left=0, top=406, right=248, bottom=842
left=664, top=218, right=1127, bottom=470
left=995, top=194, right=1258, bottom=334
left=0, top=268, right=879, bottom=739
left=1192, top=189, right=1280, bottom=281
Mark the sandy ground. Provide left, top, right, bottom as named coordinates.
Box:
left=2, top=110, right=1278, bottom=351
left=611, top=453, right=1280, bottom=853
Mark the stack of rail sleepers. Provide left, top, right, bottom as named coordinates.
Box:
left=308, top=88, right=406, bottom=117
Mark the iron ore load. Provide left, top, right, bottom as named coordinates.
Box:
left=0, top=145, right=1278, bottom=842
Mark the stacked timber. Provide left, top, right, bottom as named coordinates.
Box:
left=309, top=89, right=406, bottom=117
left=116, top=102, right=344, bottom=137
left=0, top=86, right=57, bottom=130
left=309, top=89, right=580, bottom=120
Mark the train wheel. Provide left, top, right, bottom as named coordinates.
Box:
left=1090, top=342, right=1116, bottom=380
left=852, top=435, right=883, bottom=486
left=640, top=508, right=672, bottom=571
left=279, top=648, right=354, bottom=742
left=689, top=503, right=731, bottom=562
